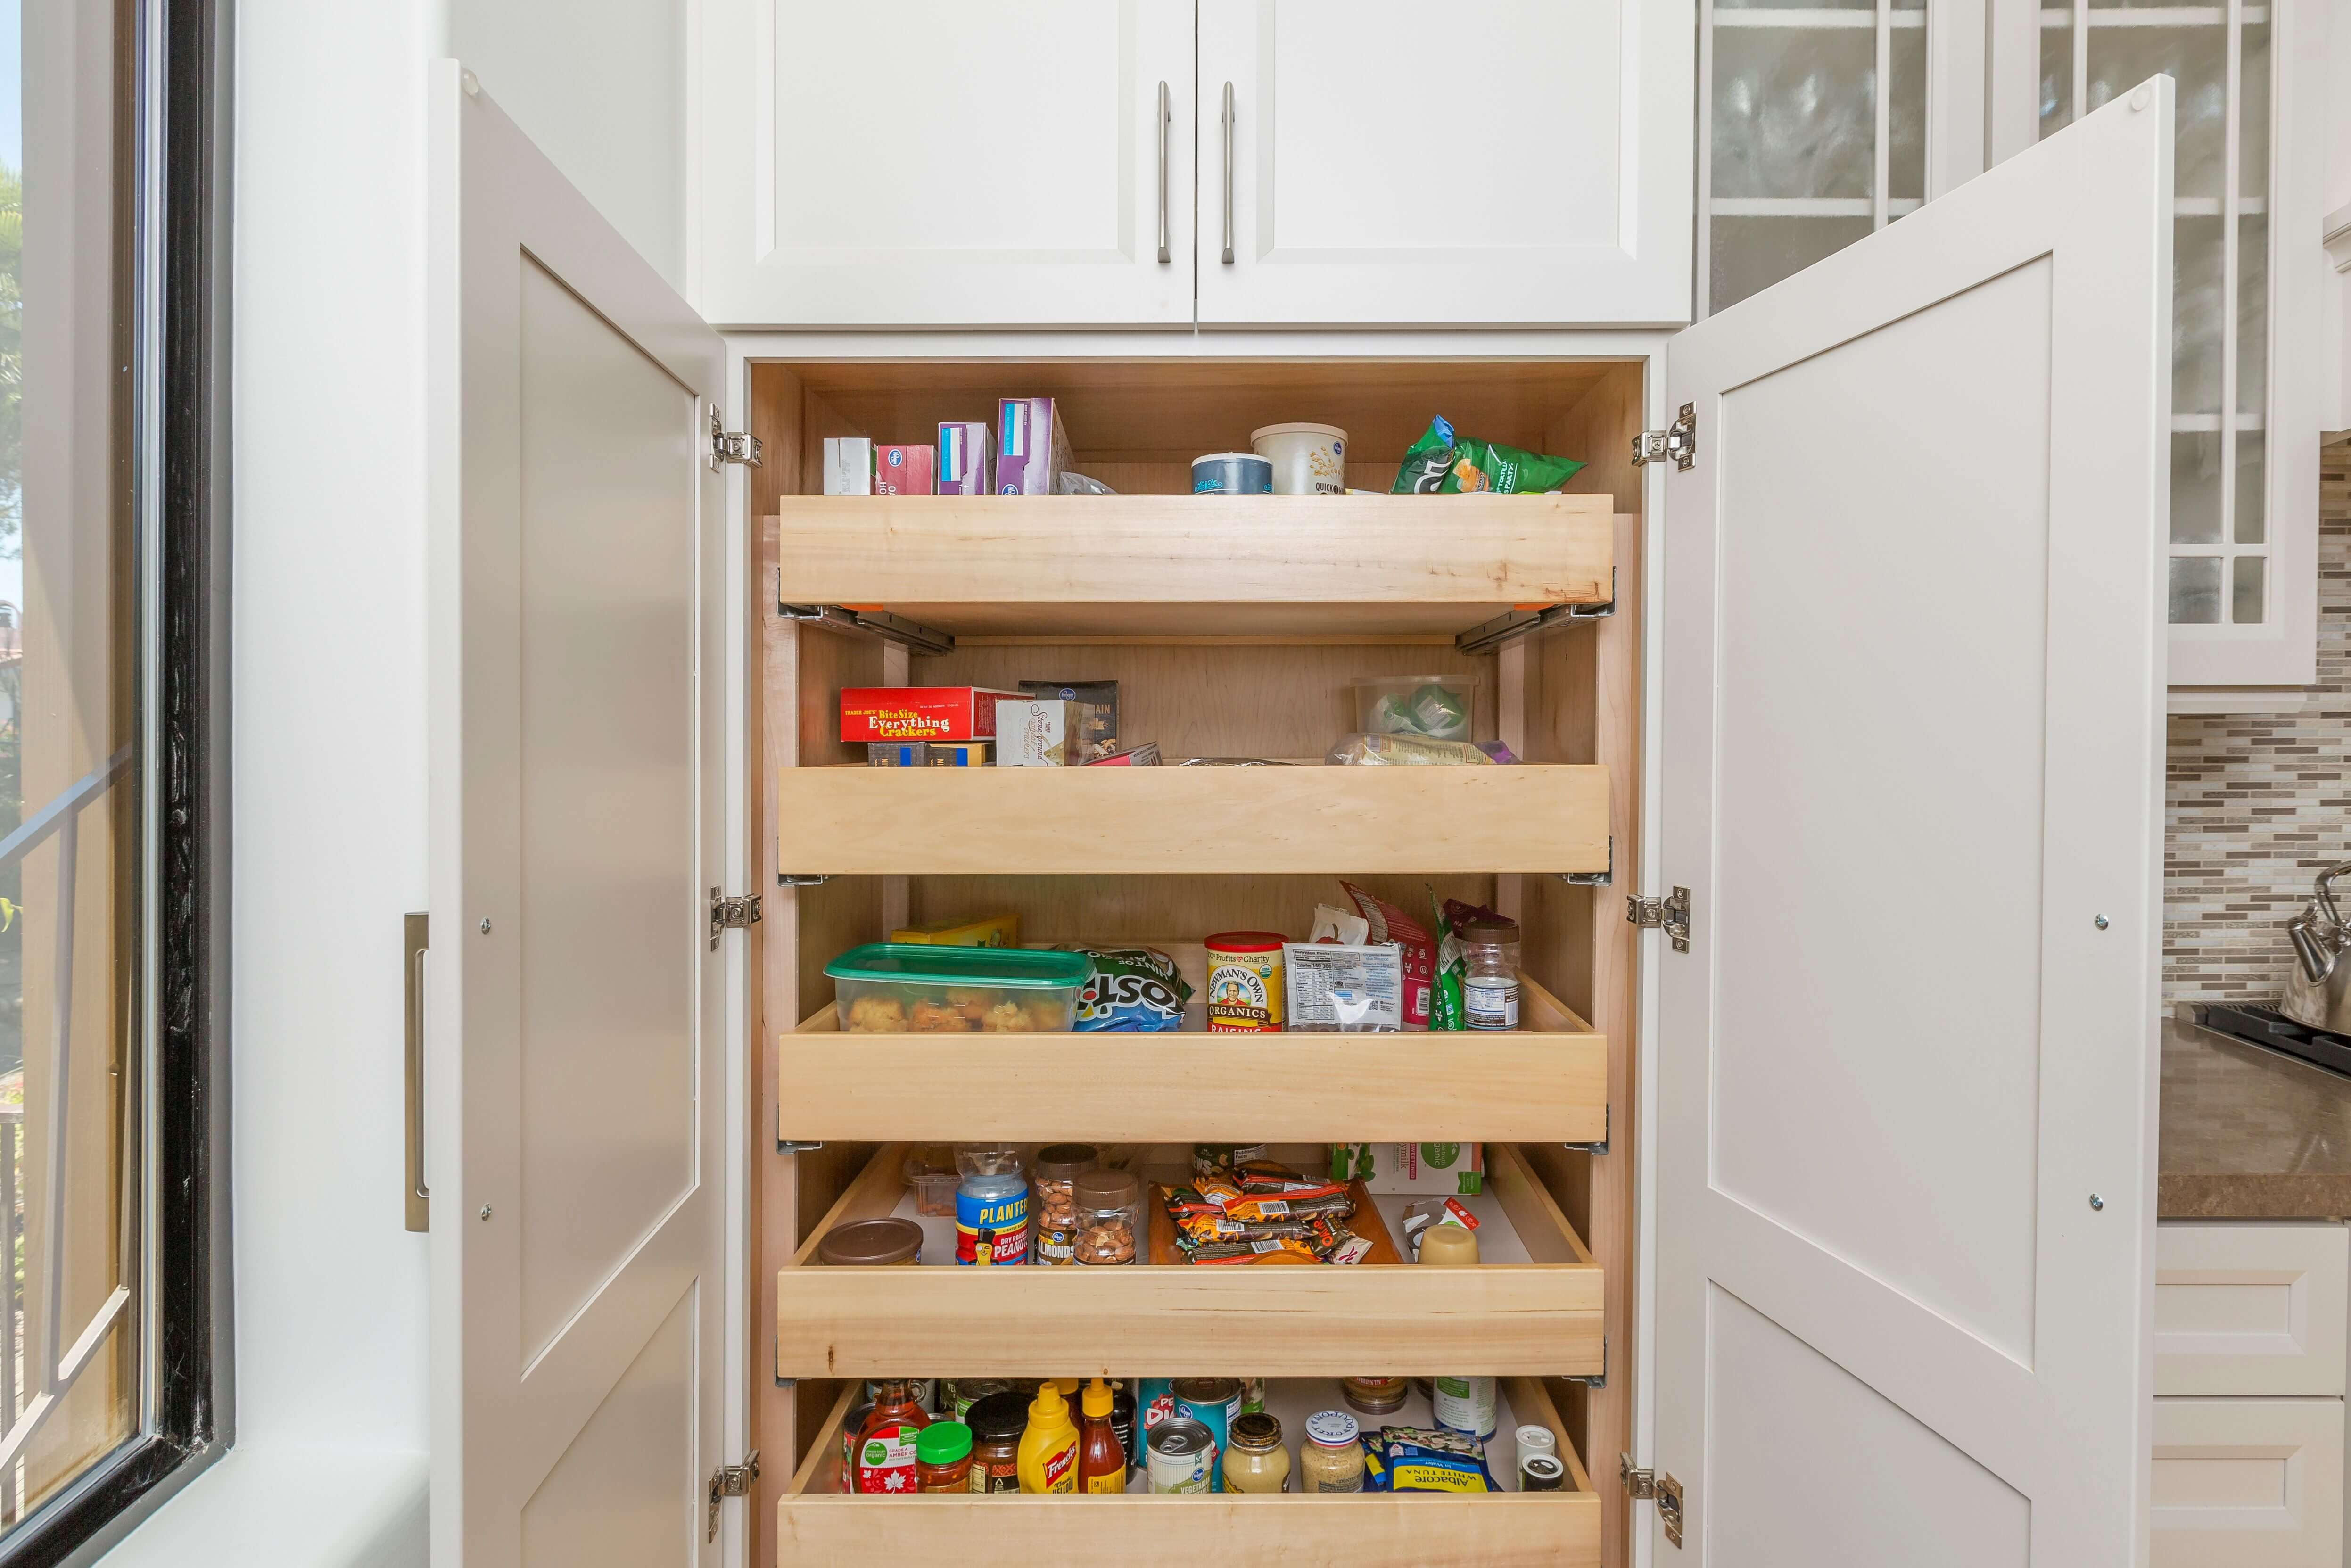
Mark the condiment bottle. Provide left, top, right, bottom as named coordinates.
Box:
left=850, top=1378, right=932, bottom=1494
left=1221, top=1411, right=1292, bottom=1493
left=916, top=1422, right=974, bottom=1492
left=1077, top=1378, right=1125, bottom=1493
left=1015, top=1380, right=1080, bottom=1494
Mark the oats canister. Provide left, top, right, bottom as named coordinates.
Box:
left=1204, top=932, right=1285, bottom=1032
left=1250, top=422, right=1347, bottom=495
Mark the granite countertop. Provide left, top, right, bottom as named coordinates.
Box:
left=2161, top=1015, right=2351, bottom=1219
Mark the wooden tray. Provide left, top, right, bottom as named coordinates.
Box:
left=1147, top=1175, right=1405, bottom=1266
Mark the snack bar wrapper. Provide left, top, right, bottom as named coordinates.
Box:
left=1389, top=414, right=1584, bottom=495
left=1285, top=943, right=1403, bottom=1032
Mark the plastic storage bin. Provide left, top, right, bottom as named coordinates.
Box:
left=1350, top=675, right=1479, bottom=743
left=826, top=943, right=1091, bottom=1033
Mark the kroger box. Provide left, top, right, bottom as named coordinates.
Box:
left=839, top=687, right=1024, bottom=744
left=1329, top=1142, right=1484, bottom=1196
left=937, top=422, right=992, bottom=494
left=996, top=397, right=1073, bottom=495
left=873, top=444, right=936, bottom=495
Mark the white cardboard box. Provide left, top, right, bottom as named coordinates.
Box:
left=822, top=436, right=872, bottom=495
left=996, top=699, right=1080, bottom=766
left=1331, top=1141, right=1485, bottom=1195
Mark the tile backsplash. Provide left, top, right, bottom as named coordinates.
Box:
left=2165, top=439, right=2351, bottom=1003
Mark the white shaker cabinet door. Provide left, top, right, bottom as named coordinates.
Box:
left=1195, top=0, right=1695, bottom=327
left=2152, top=1399, right=2345, bottom=1568
left=695, top=0, right=1195, bottom=328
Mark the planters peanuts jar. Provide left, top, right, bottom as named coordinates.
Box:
left=954, top=1145, right=1029, bottom=1265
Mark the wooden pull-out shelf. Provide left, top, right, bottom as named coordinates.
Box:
left=780, top=972, right=1604, bottom=1145
left=778, top=1375, right=1600, bottom=1565
left=775, top=763, right=1609, bottom=877
left=774, top=492, right=1612, bottom=641
left=777, top=1142, right=1601, bottom=1380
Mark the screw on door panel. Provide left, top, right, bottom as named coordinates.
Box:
left=479, top=1205, right=493, bottom=1221
left=2088, top=1194, right=2104, bottom=1211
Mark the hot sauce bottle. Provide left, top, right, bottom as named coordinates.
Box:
left=851, top=1378, right=932, bottom=1494
left=1077, top=1378, right=1125, bottom=1494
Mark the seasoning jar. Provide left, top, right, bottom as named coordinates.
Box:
left=1341, top=1377, right=1409, bottom=1418
left=1030, top=1144, right=1099, bottom=1267
left=955, top=1144, right=1029, bottom=1265
left=965, top=1390, right=1029, bottom=1494
left=817, top=1217, right=923, bottom=1267
left=1070, top=1168, right=1142, bottom=1265
left=1459, top=915, right=1523, bottom=1031
left=1521, top=1453, right=1567, bottom=1492
left=916, top=1422, right=974, bottom=1492
left=1222, top=1411, right=1291, bottom=1493
left=1516, top=1424, right=1558, bottom=1465
left=1299, top=1410, right=1365, bottom=1493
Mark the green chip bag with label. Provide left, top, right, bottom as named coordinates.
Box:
left=1390, top=415, right=1585, bottom=495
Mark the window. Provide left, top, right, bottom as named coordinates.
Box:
left=0, top=0, right=226, bottom=1557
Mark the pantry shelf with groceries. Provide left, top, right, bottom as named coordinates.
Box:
left=753, top=357, right=1644, bottom=1564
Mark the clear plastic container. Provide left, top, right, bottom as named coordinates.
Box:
left=826, top=943, right=1090, bottom=1034
left=1350, top=675, right=1478, bottom=743
left=1070, top=1168, right=1143, bottom=1265
left=1459, top=915, right=1523, bottom=1032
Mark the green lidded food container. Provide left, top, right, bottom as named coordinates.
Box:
left=825, top=942, right=1092, bottom=1035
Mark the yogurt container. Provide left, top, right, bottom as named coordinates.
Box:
left=1191, top=452, right=1273, bottom=495
left=1250, top=422, right=1347, bottom=495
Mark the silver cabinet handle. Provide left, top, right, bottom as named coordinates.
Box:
left=1221, top=81, right=1236, bottom=264
left=1156, top=80, right=1171, bottom=264
left=404, top=911, right=429, bottom=1231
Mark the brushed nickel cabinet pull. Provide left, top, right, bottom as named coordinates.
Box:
left=404, top=911, right=429, bottom=1231
left=1156, top=80, right=1171, bottom=264
left=1221, top=81, right=1236, bottom=265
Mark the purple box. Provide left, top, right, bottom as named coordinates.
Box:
left=937, top=422, right=992, bottom=494
left=996, top=398, right=1073, bottom=495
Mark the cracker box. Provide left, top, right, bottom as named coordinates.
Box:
left=839, top=687, right=1023, bottom=744
left=822, top=437, right=872, bottom=495
left=927, top=740, right=991, bottom=767
left=937, top=422, right=992, bottom=494
left=1018, top=679, right=1118, bottom=761
left=890, top=913, right=1021, bottom=949
left=997, top=699, right=1081, bottom=766
left=866, top=741, right=930, bottom=767
left=1329, top=1142, right=1485, bottom=1196
left=996, top=397, right=1073, bottom=495
left=873, top=444, right=936, bottom=495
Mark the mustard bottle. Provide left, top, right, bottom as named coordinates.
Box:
left=1016, top=1380, right=1080, bottom=1494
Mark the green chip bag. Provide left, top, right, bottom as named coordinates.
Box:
left=1389, top=415, right=1585, bottom=495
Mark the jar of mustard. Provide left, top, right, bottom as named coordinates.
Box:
left=1221, top=1411, right=1291, bottom=1493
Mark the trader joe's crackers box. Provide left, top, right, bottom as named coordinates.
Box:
left=1330, top=1142, right=1484, bottom=1196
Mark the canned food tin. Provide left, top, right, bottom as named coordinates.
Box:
left=1171, top=1377, right=1243, bottom=1492
left=944, top=1378, right=1010, bottom=1421
left=1204, top=932, right=1285, bottom=1032
left=1147, top=1418, right=1216, bottom=1494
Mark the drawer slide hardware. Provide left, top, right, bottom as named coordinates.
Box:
left=778, top=575, right=956, bottom=656
left=709, top=407, right=763, bottom=470
left=709, top=889, right=762, bottom=949
left=1562, top=1333, right=1607, bottom=1388
left=706, top=1450, right=760, bottom=1542
left=1631, top=403, right=1696, bottom=471
left=1562, top=1105, right=1609, bottom=1157
left=1557, top=836, right=1613, bottom=888
left=1452, top=568, right=1616, bottom=655
left=777, top=874, right=832, bottom=889
left=777, top=1139, right=824, bottom=1154
left=1621, top=1457, right=1685, bottom=1548
left=1627, top=886, right=1691, bottom=952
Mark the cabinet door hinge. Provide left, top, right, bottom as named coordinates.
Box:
left=1631, top=402, right=1696, bottom=471
left=707, top=1450, right=761, bottom=1542
left=1621, top=1456, right=1685, bottom=1548
left=709, top=888, right=762, bottom=949
left=1626, top=886, right=1692, bottom=952
left=709, top=406, right=764, bottom=470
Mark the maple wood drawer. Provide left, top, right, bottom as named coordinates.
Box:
left=2154, top=1222, right=2349, bottom=1397
left=2152, top=1397, right=2344, bottom=1567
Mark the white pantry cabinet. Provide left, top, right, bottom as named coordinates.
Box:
left=693, top=0, right=1196, bottom=328
left=693, top=0, right=1694, bottom=329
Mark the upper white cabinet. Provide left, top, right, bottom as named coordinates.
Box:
left=1194, top=0, right=1694, bottom=327
left=696, top=0, right=1693, bottom=329
left=694, top=0, right=1196, bottom=328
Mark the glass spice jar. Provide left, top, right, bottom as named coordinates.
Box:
left=1029, top=1144, right=1099, bottom=1267
left=1070, top=1168, right=1142, bottom=1265
left=1459, top=915, right=1523, bottom=1031
left=1299, top=1410, right=1365, bottom=1494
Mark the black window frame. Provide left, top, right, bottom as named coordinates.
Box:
left=0, top=0, right=231, bottom=1558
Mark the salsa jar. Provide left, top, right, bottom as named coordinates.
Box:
left=965, top=1390, right=1029, bottom=1494
left=916, top=1422, right=975, bottom=1492
left=1029, top=1144, right=1099, bottom=1267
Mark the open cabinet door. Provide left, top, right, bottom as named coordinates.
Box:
left=1651, top=83, right=2172, bottom=1564
left=426, top=66, right=731, bottom=1567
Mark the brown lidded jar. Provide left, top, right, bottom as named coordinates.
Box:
left=1341, top=1376, right=1409, bottom=1417
left=816, top=1216, right=923, bottom=1267
left=1030, top=1144, right=1100, bottom=1267
left=1070, top=1168, right=1142, bottom=1265
left=965, top=1390, right=1030, bottom=1494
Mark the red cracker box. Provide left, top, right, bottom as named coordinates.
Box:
left=872, top=444, right=936, bottom=495
left=840, top=687, right=1023, bottom=744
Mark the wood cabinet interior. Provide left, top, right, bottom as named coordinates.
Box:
left=750, top=357, right=1645, bottom=1565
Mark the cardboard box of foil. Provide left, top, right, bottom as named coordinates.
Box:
left=937, top=422, right=991, bottom=494
left=1329, top=1142, right=1485, bottom=1195
left=996, top=699, right=1081, bottom=766
left=995, top=397, right=1073, bottom=494
left=822, top=437, right=872, bottom=495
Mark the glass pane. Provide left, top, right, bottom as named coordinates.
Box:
left=2086, top=25, right=2228, bottom=197
left=1889, top=25, right=1926, bottom=203
left=2237, top=211, right=2267, bottom=420
left=2174, top=217, right=2223, bottom=417
left=1711, top=28, right=1877, bottom=200
left=2240, top=21, right=2270, bottom=193
left=2231, top=554, right=2266, bottom=624
left=2, top=0, right=142, bottom=1532
left=1710, top=215, right=1875, bottom=312
left=2169, top=556, right=2223, bottom=623
left=2041, top=19, right=2074, bottom=134
left=2235, top=430, right=2266, bottom=542
left=2171, top=430, right=2222, bottom=543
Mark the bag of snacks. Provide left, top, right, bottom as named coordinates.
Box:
left=1428, top=889, right=1468, bottom=1032
left=1389, top=415, right=1585, bottom=495
left=1340, top=882, right=1437, bottom=1029
left=1060, top=945, right=1192, bottom=1031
